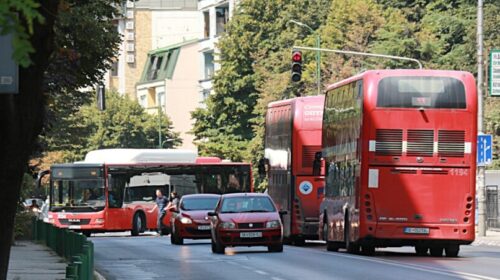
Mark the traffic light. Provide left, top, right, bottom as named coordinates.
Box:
left=291, top=50, right=302, bottom=82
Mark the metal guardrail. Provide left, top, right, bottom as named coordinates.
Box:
left=32, top=218, right=94, bottom=280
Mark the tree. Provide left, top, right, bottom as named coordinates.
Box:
left=0, top=1, right=121, bottom=277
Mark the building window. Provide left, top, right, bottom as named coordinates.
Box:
left=139, top=95, right=147, bottom=108
left=147, top=55, right=163, bottom=81
left=157, top=91, right=165, bottom=108
left=204, top=52, right=214, bottom=80
left=203, top=11, right=210, bottom=38
left=216, top=6, right=229, bottom=36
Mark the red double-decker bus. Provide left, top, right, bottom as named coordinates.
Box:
left=263, top=96, right=325, bottom=245
left=38, top=149, right=252, bottom=237
left=319, top=70, right=477, bottom=257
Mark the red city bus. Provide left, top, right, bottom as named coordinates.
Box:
left=39, top=149, right=253, bottom=237
left=263, top=96, right=325, bottom=245
left=318, top=70, right=477, bottom=257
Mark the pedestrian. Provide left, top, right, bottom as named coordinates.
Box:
left=149, top=189, right=169, bottom=236
left=166, top=191, right=180, bottom=212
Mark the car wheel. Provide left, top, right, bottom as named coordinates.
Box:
left=293, top=237, right=305, bottom=246
left=268, top=243, right=284, bottom=252
left=444, top=245, right=459, bottom=257
left=429, top=246, right=443, bottom=257
left=415, top=245, right=428, bottom=256
left=324, top=220, right=339, bottom=252
left=131, top=213, right=142, bottom=236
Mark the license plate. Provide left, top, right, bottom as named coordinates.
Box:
left=197, top=225, right=210, bottom=230
left=240, top=232, right=262, bottom=238
left=68, top=225, right=81, bottom=229
left=404, top=227, right=429, bottom=234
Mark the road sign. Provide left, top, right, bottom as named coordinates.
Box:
left=477, top=134, right=493, bottom=165
left=490, top=50, right=500, bottom=97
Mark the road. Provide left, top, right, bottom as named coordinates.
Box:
left=92, top=232, right=500, bottom=280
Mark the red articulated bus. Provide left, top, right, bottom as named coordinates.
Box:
left=263, top=96, right=325, bottom=245
left=319, top=70, right=477, bottom=257
left=39, top=149, right=253, bottom=237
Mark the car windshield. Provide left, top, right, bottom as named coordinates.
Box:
left=181, top=197, right=219, bottom=211
left=220, top=196, right=276, bottom=213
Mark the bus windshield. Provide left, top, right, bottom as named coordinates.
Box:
left=50, top=179, right=105, bottom=212
left=376, top=76, right=466, bottom=109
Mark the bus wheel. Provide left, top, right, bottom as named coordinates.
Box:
left=268, top=243, right=284, bottom=252
left=211, top=237, right=225, bottom=254
left=361, top=245, right=375, bottom=256
left=444, top=245, right=460, bottom=257
left=293, top=237, right=305, bottom=246
left=82, top=231, right=91, bottom=238
left=415, top=246, right=428, bottom=256
left=344, top=220, right=359, bottom=254
left=131, top=213, right=143, bottom=236
left=324, top=222, right=339, bottom=252
left=429, top=246, right=443, bottom=257
left=171, top=226, right=184, bottom=245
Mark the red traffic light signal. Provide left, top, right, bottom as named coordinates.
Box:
left=291, top=50, right=302, bottom=82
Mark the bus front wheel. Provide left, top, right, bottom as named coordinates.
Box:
left=429, top=246, right=443, bottom=257
left=131, top=213, right=143, bottom=236
left=324, top=220, right=339, bottom=252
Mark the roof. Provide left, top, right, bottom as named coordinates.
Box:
left=148, top=39, right=199, bottom=55
left=181, top=194, right=221, bottom=199
left=83, top=149, right=197, bottom=164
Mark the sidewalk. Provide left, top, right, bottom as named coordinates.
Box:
left=473, top=229, right=500, bottom=247
left=7, top=241, right=66, bottom=280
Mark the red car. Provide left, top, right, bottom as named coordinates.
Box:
left=208, top=193, right=285, bottom=254
left=170, top=194, right=220, bottom=245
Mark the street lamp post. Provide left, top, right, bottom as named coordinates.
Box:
left=289, top=20, right=321, bottom=95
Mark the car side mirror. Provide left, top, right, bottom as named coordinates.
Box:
left=207, top=212, right=217, bottom=217
left=279, top=210, right=288, bottom=216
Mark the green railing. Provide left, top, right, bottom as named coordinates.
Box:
left=32, top=218, right=94, bottom=280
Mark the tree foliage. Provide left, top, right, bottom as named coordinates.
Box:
left=193, top=0, right=500, bottom=173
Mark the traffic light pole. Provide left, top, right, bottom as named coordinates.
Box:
left=315, top=36, right=321, bottom=95
left=293, top=46, right=423, bottom=69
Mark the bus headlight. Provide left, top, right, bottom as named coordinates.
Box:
left=266, top=220, right=280, bottom=229
left=220, top=222, right=235, bottom=229
left=180, top=217, right=192, bottom=224
left=95, top=218, right=105, bottom=225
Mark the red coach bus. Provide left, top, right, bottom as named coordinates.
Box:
left=38, top=149, right=252, bottom=236
left=318, top=70, right=477, bottom=257
left=263, top=96, right=325, bottom=245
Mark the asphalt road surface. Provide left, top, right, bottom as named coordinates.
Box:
left=92, top=232, right=500, bottom=280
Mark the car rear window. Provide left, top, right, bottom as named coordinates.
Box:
left=181, top=197, right=219, bottom=211
left=377, top=76, right=466, bottom=109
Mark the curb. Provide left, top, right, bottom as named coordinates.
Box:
left=95, top=270, right=106, bottom=280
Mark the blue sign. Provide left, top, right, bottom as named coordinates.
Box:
left=477, top=134, right=493, bottom=165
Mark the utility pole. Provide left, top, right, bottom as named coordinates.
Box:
left=477, top=0, right=486, bottom=237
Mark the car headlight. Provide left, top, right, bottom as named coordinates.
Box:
left=220, top=222, right=235, bottom=229
left=266, top=220, right=280, bottom=228
left=180, top=217, right=192, bottom=224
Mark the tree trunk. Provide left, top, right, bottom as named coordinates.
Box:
left=0, top=2, right=58, bottom=278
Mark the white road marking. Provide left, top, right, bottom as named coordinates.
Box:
left=289, top=246, right=498, bottom=280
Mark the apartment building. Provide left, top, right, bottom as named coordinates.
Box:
left=105, top=0, right=201, bottom=99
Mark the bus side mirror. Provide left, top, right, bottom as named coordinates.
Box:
left=258, top=158, right=269, bottom=178
left=312, top=152, right=322, bottom=176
